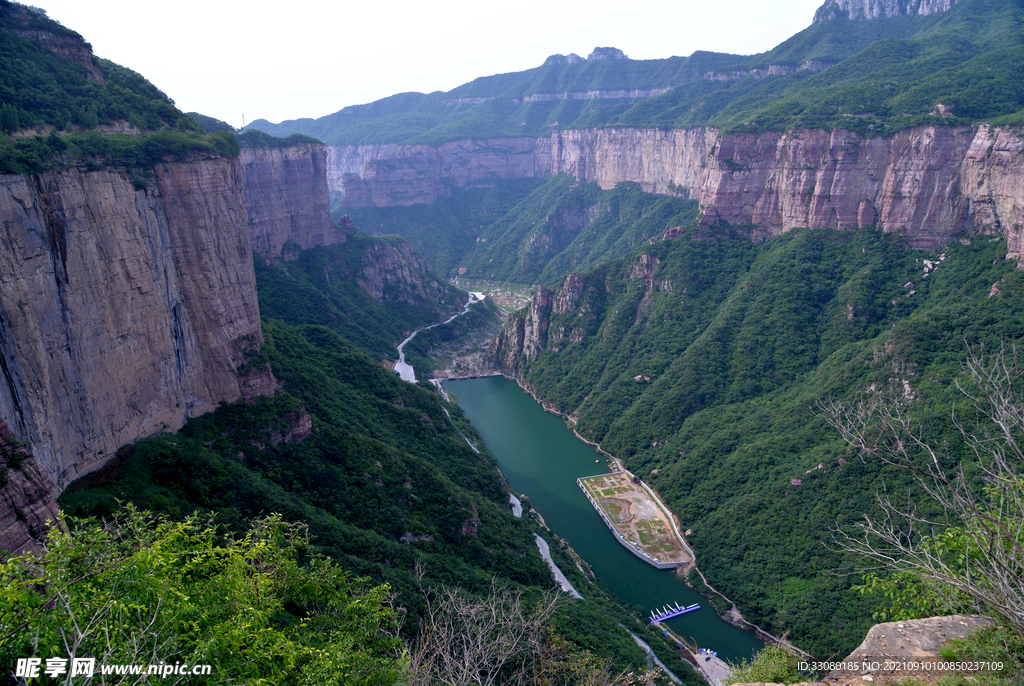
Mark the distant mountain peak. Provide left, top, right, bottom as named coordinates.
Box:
left=813, top=0, right=962, bottom=22
left=543, top=53, right=584, bottom=65
left=587, top=47, right=628, bottom=61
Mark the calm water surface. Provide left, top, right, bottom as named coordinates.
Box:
left=444, top=376, right=764, bottom=664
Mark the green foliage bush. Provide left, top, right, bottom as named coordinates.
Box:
left=0, top=128, right=241, bottom=174
left=725, top=644, right=803, bottom=685
left=236, top=128, right=322, bottom=149
left=0, top=507, right=405, bottom=685
left=186, top=111, right=234, bottom=134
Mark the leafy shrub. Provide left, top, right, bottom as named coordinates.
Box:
left=725, top=644, right=803, bottom=685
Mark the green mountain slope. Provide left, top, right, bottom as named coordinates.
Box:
left=495, top=228, right=1024, bottom=657
left=344, top=176, right=700, bottom=285
left=0, top=1, right=246, bottom=173
left=0, top=1, right=179, bottom=132
left=254, top=222, right=467, bottom=363
left=618, top=0, right=1024, bottom=135
left=248, top=50, right=747, bottom=146
left=251, top=0, right=1024, bottom=146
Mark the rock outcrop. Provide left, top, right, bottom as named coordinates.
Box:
left=240, top=143, right=341, bottom=257
left=348, top=223, right=464, bottom=308
left=731, top=614, right=994, bottom=686
left=331, top=124, right=1024, bottom=262
left=490, top=286, right=553, bottom=371
left=0, top=419, right=60, bottom=553
left=813, top=0, right=962, bottom=22
left=0, top=155, right=274, bottom=551
left=820, top=614, right=993, bottom=685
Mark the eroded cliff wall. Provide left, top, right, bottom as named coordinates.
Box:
left=240, top=144, right=341, bottom=257
left=327, top=138, right=548, bottom=207
left=331, top=125, right=1024, bottom=260
left=0, top=156, right=275, bottom=551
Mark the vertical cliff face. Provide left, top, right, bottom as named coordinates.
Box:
left=547, top=126, right=1024, bottom=258
left=691, top=126, right=979, bottom=250
left=327, top=138, right=547, bottom=207
left=546, top=127, right=713, bottom=199
left=0, top=156, right=274, bottom=551
left=240, top=144, right=341, bottom=257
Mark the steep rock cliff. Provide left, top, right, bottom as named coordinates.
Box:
left=355, top=233, right=460, bottom=306
left=813, top=0, right=962, bottom=22
left=327, top=138, right=547, bottom=207
left=490, top=286, right=553, bottom=372
left=240, top=144, right=341, bottom=257
left=0, top=156, right=274, bottom=550
left=551, top=125, right=1024, bottom=256
left=333, top=125, right=1024, bottom=261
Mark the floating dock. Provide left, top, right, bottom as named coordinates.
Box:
left=650, top=602, right=700, bottom=623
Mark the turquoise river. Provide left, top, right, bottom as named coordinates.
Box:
left=444, top=375, right=765, bottom=664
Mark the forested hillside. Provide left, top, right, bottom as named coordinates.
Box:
left=494, top=227, right=1024, bottom=657
left=253, top=221, right=467, bottom=363
left=344, top=176, right=700, bottom=284
left=0, top=1, right=245, bottom=172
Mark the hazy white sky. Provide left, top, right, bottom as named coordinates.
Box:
left=36, top=0, right=825, bottom=128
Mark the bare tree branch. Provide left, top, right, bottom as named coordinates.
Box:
left=816, top=343, right=1024, bottom=635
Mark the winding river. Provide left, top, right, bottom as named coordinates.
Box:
left=443, top=375, right=765, bottom=664
left=394, top=292, right=484, bottom=382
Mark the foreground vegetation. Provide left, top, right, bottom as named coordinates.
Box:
left=0, top=509, right=405, bottom=685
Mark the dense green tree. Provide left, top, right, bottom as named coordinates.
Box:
left=0, top=103, right=18, bottom=133
left=75, top=104, right=98, bottom=130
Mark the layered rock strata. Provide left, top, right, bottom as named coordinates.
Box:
left=240, top=144, right=341, bottom=257
left=0, top=156, right=274, bottom=550
left=330, top=125, right=1024, bottom=260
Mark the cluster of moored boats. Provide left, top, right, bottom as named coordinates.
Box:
left=649, top=602, right=700, bottom=623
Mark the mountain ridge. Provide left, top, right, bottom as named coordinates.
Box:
left=249, top=0, right=1013, bottom=147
